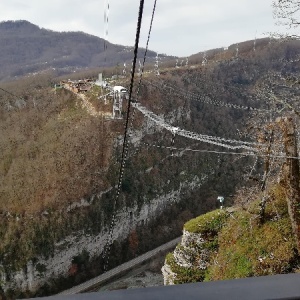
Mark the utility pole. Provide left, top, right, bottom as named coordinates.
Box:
left=277, top=117, right=300, bottom=253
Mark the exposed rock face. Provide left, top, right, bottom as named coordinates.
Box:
left=1, top=177, right=206, bottom=293
left=162, top=210, right=228, bottom=285
left=161, top=230, right=209, bottom=285
left=173, top=230, right=210, bottom=269
left=161, top=262, right=176, bottom=285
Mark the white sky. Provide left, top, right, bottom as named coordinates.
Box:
left=0, top=0, right=291, bottom=57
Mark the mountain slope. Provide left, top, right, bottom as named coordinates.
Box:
left=1, top=36, right=300, bottom=297
left=162, top=184, right=300, bottom=285
left=0, top=20, right=161, bottom=81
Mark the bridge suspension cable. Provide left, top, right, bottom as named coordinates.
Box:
left=132, top=103, right=262, bottom=151
left=139, top=142, right=299, bottom=160
left=0, top=87, right=24, bottom=101
left=143, top=80, right=271, bottom=112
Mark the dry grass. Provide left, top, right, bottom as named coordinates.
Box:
left=0, top=87, right=117, bottom=214
left=206, top=184, right=298, bottom=281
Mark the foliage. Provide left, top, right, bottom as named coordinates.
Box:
left=184, top=209, right=228, bottom=236
left=2, top=33, right=300, bottom=295
left=165, top=253, right=205, bottom=284
left=206, top=186, right=297, bottom=281
left=128, top=230, right=139, bottom=256
left=0, top=85, right=114, bottom=213
left=72, top=250, right=90, bottom=270
left=166, top=182, right=299, bottom=285
left=0, top=20, right=159, bottom=82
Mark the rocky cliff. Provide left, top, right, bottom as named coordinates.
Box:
left=162, top=184, right=300, bottom=285
left=162, top=209, right=228, bottom=285
left=1, top=176, right=204, bottom=293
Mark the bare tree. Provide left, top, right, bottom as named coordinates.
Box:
left=273, top=0, right=300, bottom=38
left=252, top=45, right=300, bottom=249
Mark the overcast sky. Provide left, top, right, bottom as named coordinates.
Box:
left=0, top=0, right=291, bottom=57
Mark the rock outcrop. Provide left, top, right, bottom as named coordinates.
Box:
left=162, top=209, right=228, bottom=285
left=162, top=185, right=300, bottom=285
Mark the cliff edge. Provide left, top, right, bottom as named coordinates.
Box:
left=162, top=184, right=300, bottom=284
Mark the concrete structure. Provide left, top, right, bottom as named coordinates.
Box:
left=112, top=86, right=128, bottom=119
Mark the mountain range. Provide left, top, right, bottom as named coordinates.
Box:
left=0, top=20, right=165, bottom=82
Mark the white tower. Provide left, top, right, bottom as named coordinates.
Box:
left=112, top=86, right=128, bottom=119
left=202, top=52, right=207, bottom=66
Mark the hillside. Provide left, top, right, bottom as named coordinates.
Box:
left=160, top=39, right=300, bottom=286
left=162, top=183, right=300, bottom=284
left=0, top=20, right=166, bottom=82
left=1, top=37, right=300, bottom=298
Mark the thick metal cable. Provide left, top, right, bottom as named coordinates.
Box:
left=132, top=102, right=261, bottom=151
left=102, top=0, right=145, bottom=271
left=128, top=0, right=158, bottom=158
left=0, top=87, right=23, bottom=100
left=144, top=80, right=271, bottom=113
left=140, top=142, right=300, bottom=160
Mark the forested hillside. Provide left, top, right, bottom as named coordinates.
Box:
left=1, top=37, right=300, bottom=298
left=0, top=20, right=166, bottom=82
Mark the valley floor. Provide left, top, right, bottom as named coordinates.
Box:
left=97, top=255, right=165, bottom=291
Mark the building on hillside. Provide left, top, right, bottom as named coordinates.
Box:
left=60, top=79, right=93, bottom=93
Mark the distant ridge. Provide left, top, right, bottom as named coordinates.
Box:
left=0, top=20, right=40, bottom=32
left=0, top=20, right=162, bottom=82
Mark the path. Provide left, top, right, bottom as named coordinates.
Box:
left=58, top=237, right=181, bottom=295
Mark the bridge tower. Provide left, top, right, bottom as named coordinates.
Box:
left=112, top=86, right=128, bottom=119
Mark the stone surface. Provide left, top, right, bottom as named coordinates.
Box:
left=162, top=224, right=214, bottom=285
left=1, top=177, right=206, bottom=293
